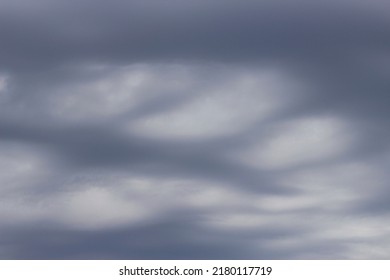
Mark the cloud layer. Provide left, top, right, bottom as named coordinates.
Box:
left=1, top=0, right=390, bottom=259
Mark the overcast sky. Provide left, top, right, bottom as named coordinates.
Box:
left=1, top=0, right=390, bottom=259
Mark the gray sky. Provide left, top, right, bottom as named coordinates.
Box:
left=1, top=0, right=390, bottom=259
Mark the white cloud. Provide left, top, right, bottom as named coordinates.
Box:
left=238, top=115, right=356, bottom=170
left=47, top=64, right=197, bottom=123
left=130, top=68, right=301, bottom=139
left=0, top=75, right=9, bottom=102
left=0, top=142, right=52, bottom=194
left=279, top=159, right=386, bottom=212
left=0, top=142, right=59, bottom=225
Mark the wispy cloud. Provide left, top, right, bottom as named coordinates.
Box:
left=1, top=0, right=390, bottom=259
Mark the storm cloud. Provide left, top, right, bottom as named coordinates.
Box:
left=1, top=0, right=390, bottom=259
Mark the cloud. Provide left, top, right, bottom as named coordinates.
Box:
left=0, top=0, right=390, bottom=259
left=238, top=115, right=357, bottom=170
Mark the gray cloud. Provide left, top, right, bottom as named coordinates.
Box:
left=1, top=0, right=389, bottom=68
left=1, top=0, right=390, bottom=259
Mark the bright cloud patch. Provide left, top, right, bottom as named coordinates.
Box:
left=41, top=64, right=201, bottom=124
left=239, top=115, right=356, bottom=170
left=0, top=75, right=9, bottom=102
left=0, top=142, right=55, bottom=225
left=130, top=69, right=301, bottom=139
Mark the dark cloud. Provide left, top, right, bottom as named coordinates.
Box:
left=1, top=0, right=389, bottom=69
left=1, top=0, right=390, bottom=259
left=0, top=216, right=325, bottom=259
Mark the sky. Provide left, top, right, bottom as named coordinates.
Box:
left=0, top=0, right=390, bottom=259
